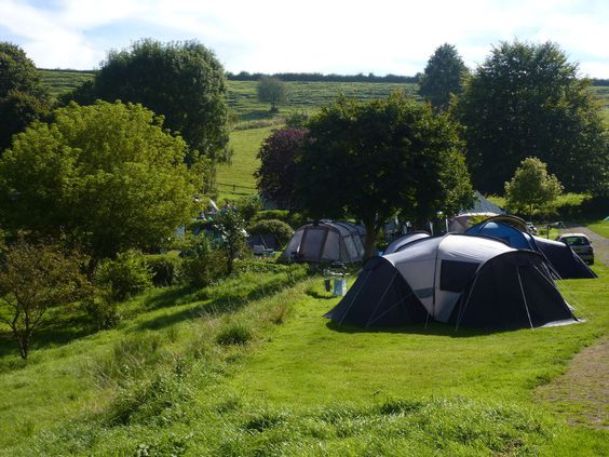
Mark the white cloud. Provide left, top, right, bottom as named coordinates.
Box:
left=1, top=0, right=609, bottom=76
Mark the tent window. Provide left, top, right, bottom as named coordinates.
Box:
left=440, top=260, right=480, bottom=292
left=300, top=228, right=326, bottom=259
left=344, top=236, right=357, bottom=260
left=322, top=231, right=340, bottom=259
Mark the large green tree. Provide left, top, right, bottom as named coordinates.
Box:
left=0, top=101, right=196, bottom=267
left=456, top=40, right=609, bottom=194
left=256, top=127, right=307, bottom=209
left=69, top=39, right=230, bottom=163
left=0, top=42, right=50, bottom=152
left=294, top=93, right=472, bottom=257
left=418, top=43, right=468, bottom=111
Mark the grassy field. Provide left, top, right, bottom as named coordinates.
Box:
left=217, top=126, right=274, bottom=201
left=39, top=68, right=94, bottom=99
left=1, top=250, right=609, bottom=455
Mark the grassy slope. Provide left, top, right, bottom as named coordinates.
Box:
left=587, top=219, right=609, bottom=238
left=217, top=126, right=274, bottom=201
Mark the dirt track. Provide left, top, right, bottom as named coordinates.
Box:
left=536, top=224, right=609, bottom=429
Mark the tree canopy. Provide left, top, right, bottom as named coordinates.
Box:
left=0, top=42, right=50, bottom=152
left=294, top=93, right=472, bottom=257
left=0, top=101, right=196, bottom=264
left=505, top=157, right=563, bottom=217
left=69, top=39, right=230, bottom=163
left=257, top=76, right=287, bottom=112
left=418, top=43, right=468, bottom=111
left=456, top=40, right=609, bottom=194
left=256, top=127, right=307, bottom=209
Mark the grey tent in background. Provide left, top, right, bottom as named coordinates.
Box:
left=467, top=191, right=506, bottom=214
left=325, top=234, right=577, bottom=330
left=281, top=221, right=366, bottom=264
left=448, top=192, right=506, bottom=233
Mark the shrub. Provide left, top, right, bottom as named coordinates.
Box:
left=181, top=235, right=227, bottom=287
left=83, top=296, right=121, bottom=330
left=236, top=195, right=262, bottom=223
left=216, top=322, right=253, bottom=345
left=250, top=210, right=306, bottom=229
left=146, top=254, right=183, bottom=286
left=285, top=111, right=309, bottom=128
left=96, top=250, right=152, bottom=302
left=247, top=219, right=294, bottom=247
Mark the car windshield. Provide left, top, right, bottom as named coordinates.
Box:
left=561, top=236, right=589, bottom=246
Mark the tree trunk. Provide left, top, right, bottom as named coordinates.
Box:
left=363, top=222, right=378, bottom=260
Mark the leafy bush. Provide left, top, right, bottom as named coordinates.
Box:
left=83, top=296, right=121, bottom=330
left=96, top=250, right=152, bottom=302
left=181, top=236, right=227, bottom=287
left=285, top=111, right=309, bottom=128
left=247, top=219, right=294, bottom=247
left=250, top=210, right=306, bottom=229
left=216, top=322, right=253, bottom=345
left=146, top=254, right=183, bottom=286
left=235, top=195, right=262, bottom=223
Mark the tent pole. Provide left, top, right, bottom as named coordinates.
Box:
left=366, top=271, right=399, bottom=328
left=516, top=266, right=534, bottom=329
left=367, top=291, right=416, bottom=327
left=456, top=272, right=480, bottom=332
left=338, top=270, right=371, bottom=325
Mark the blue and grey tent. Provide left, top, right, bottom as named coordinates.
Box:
left=464, top=215, right=595, bottom=279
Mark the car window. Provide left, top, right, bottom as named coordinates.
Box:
left=561, top=236, right=589, bottom=246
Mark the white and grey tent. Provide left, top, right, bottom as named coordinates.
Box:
left=325, top=234, right=577, bottom=330
left=281, top=221, right=366, bottom=264
left=384, top=231, right=431, bottom=254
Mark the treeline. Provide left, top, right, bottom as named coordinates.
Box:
left=226, top=71, right=419, bottom=83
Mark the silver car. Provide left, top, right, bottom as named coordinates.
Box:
left=556, top=233, right=594, bottom=265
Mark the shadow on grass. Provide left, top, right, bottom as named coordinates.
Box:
left=0, top=315, right=96, bottom=361
left=137, top=281, right=294, bottom=331
left=142, top=285, right=198, bottom=311
left=325, top=320, right=499, bottom=338
left=305, top=290, right=336, bottom=300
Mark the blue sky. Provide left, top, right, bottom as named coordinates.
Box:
left=1, top=0, right=609, bottom=77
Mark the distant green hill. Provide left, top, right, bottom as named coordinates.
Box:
left=38, top=68, right=95, bottom=99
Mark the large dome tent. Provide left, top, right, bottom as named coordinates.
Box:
left=325, top=234, right=578, bottom=330
left=281, top=221, right=366, bottom=264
